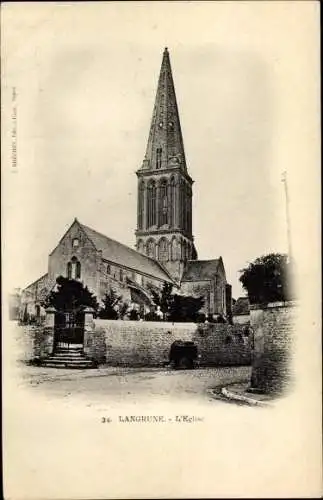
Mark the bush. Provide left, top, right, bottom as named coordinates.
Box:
left=196, top=312, right=206, bottom=323
left=239, top=253, right=291, bottom=305
left=129, top=309, right=139, bottom=321
left=144, top=311, right=160, bottom=322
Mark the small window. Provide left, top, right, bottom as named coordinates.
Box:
left=156, top=148, right=162, bottom=169
left=107, top=264, right=111, bottom=274
left=119, top=269, right=123, bottom=282
left=67, top=262, right=72, bottom=279
left=72, top=238, right=79, bottom=248
left=76, top=261, right=81, bottom=279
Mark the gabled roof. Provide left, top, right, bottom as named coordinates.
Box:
left=181, top=259, right=221, bottom=281
left=79, top=223, right=174, bottom=283
left=232, top=297, right=250, bottom=316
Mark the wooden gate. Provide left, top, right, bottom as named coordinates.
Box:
left=54, top=310, right=85, bottom=351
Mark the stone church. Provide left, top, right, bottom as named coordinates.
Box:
left=21, top=48, right=232, bottom=320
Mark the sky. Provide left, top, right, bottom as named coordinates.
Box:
left=2, top=2, right=319, bottom=299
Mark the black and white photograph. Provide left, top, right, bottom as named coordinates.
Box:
left=2, top=2, right=321, bottom=499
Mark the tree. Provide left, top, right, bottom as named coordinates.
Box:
left=98, top=288, right=122, bottom=319
left=168, top=294, right=205, bottom=323
left=118, top=301, right=129, bottom=320
left=148, top=282, right=173, bottom=320
left=43, top=276, right=99, bottom=312
left=239, top=253, right=290, bottom=305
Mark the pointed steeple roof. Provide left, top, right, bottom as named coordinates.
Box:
left=141, top=47, right=187, bottom=172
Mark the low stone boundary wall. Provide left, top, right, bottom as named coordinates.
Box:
left=14, top=324, right=54, bottom=363
left=85, top=320, right=251, bottom=367
left=16, top=320, right=252, bottom=367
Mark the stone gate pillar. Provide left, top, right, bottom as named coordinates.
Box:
left=83, top=307, right=95, bottom=356
left=43, top=306, right=56, bottom=356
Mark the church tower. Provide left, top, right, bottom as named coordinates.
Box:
left=135, top=47, right=197, bottom=282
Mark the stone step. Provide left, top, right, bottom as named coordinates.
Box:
left=47, top=357, right=88, bottom=363
left=42, top=361, right=96, bottom=369
left=42, top=358, right=95, bottom=368
left=55, top=345, right=83, bottom=350
left=53, top=351, right=85, bottom=358
left=41, top=350, right=96, bottom=368
left=46, top=356, right=92, bottom=363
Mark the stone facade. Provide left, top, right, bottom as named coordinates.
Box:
left=21, top=218, right=174, bottom=316
left=9, top=288, right=22, bottom=320
left=180, top=259, right=228, bottom=316
left=21, top=274, right=49, bottom=320
left=250, top=301, right=297, bottom=394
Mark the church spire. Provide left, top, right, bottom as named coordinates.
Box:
left=135, top=48, right=197, bottom=282
left=141, top=47, right=187, bottom=172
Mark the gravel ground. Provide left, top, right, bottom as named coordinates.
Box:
left=18, top=363, right=252, bottom=406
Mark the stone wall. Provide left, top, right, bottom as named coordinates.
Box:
left=195, top=323, right=251, bottom=366
left=233, top=314, right=250, bottom=325
left=16, top=319, right=252, bottom=368
left=250, top=301, right=297, bottom=394
left=15, top=325, right=54, bottom=362
left=86, top=320, right=251, bottom=367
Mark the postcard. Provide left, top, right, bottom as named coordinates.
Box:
left=2, top=2, right=321, bottom=498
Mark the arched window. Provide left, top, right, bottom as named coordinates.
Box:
left=156, top=148, right=162, bottom=169
left=147, top=181, right=156, bottom=227
left=188, top=187, right=192, bottom=233
left=169, top=177, right=175, bottom=227
left=137, top=240, right=144, bottom=254
left=76, top=260, right=81, bottom=279
left=179, top=180, right=185, bottom=229
left=159, top=179, right=168, bottom=226
left=171, top=238, right=177, bottom=261
left=67, top=256, right=81, bottom=279
left=138, top=181, right=144, bottom=229
left=146, top=239, right=156, bottom=259
left=185, top=185, right=190, bottom=232
left=158, top=238, right=169, bottom=261
left=182, top=240, right=187, bottom=261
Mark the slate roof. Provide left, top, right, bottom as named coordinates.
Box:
left=232, top=297, right=250, bottom=316
left=80, top=223, right=173, bottom=283
left=181, top=259, right=221, bottom=281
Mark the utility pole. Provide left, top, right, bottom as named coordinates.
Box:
left=281, top=171, right=292, bottom=263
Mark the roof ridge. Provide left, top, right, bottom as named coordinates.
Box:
left=80, top=222, right=175, bottom=283
left=81, top=222, right=160, bottom=262
left=186, top=258, right=220, bottom=264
